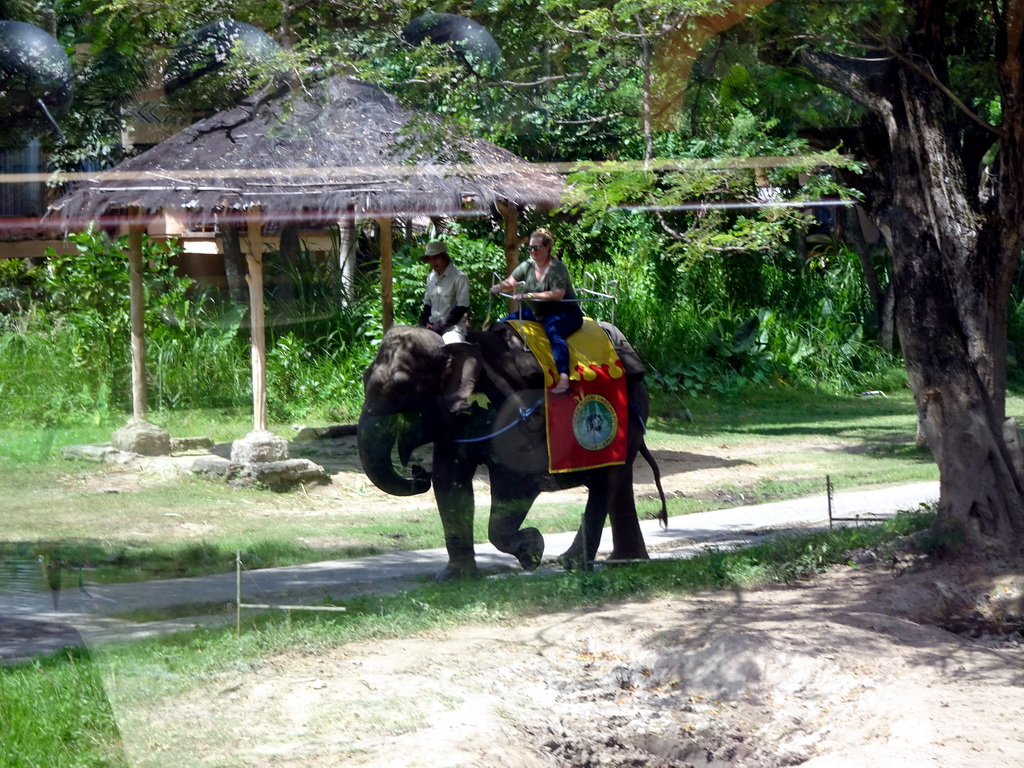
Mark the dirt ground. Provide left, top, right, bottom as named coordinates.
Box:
left=39, top=432, right=1024, bottom=765
left=106, top=557, right=1024, bottom=768
left=284, top=430, right=859, bottom=512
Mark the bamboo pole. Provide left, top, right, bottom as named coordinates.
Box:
left=379, top=217, right=393, bottom=332
left=245, top=207, right=268, bottom=432
left=127, top=207, right=148, bottom=420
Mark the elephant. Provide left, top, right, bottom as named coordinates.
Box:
left=357, top=322, right=666, bottom=580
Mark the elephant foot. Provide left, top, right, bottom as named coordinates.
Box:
left=557, top=546, right=588, bottom=572
left=436, top=563, right=482, bottom=582
left=514, top=528, right=545, bottom=572
left=609, top=548, right=650, bottom=563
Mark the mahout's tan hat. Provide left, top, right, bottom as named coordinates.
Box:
left=421, top=240, right=448, bottom=261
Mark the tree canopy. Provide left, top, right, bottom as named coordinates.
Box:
left=7, top=0, right=1024, bottom=559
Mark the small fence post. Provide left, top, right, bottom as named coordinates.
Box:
left=826, top=475, right=834, bottom=529
left=236, top=550, right=242, bottom=638
left=580, top=512, right=593, bottom=572
left=233, top=550, right=346, bottom=637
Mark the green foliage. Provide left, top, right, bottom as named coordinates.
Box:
left=0, top=230, right=203, bottom=423
left=0, top=258, right=43, bottom=314
left=1, top=207, right=898, bottom=426
left=40, top=227, right=191, bottom=381
left=1, top=226, right=392, bottom=425
left=556, top=200, right=893, bottom=398
left=258, top=238, right=393, bottom=421
left=0, top=0, right=908, bottom=423
left=265, top=331, right=369, bottom=422
left=148, top=304, right=251, bottom=412
left=164, top=39, right=305, bottom=117
left=566, top=149, right=862, bottom=267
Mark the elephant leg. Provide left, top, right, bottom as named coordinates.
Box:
left=433, top=445, right=480, bottom=580
left=608, top=460, right=649, bottom=562
left=559, top=461, right=649, bottom=569
left=558, top=471, right=616, bottom=570
left=488, top=469, right=544, bottom=571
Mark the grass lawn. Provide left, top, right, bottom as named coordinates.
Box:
left=0, top=386, right=955, bottom=582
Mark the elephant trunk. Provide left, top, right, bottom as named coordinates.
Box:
left=358, top=412, right=432, bottom=496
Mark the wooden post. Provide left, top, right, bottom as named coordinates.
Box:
left=110, top=206, right=169, bottom=455
left=379, top=217, right=393, bottom=332
left=246, top=207, right=268, bottom=432
left=127, top=207, right=148, bottom=420
left=497, top=199, right=523, bottom=277
left=337, top=209, right=356, bottom=305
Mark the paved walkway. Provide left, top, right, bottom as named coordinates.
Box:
left=0, top=481, right=938, bottom=660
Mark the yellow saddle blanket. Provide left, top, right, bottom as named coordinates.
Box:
left=506, top=318, right=627, bottom=472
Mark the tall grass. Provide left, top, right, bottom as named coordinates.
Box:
left=563, top=211, right=901, bottom=397
left=0, top=312, right=117, bottom=426
left=0, top=215, right=904, bottom=429
left=0, top=648, right=128, bottom=767
left=0, top=231, right=384, bottom=426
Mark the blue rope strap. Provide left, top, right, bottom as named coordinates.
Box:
left=452, top=397, right=544, bottom=444
left=453, top=397, right=641, bottom=444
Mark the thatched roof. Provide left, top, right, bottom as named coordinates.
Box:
left=50, top=76, right=564, bottom=227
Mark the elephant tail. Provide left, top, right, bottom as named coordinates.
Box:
left=640, top=441, right=669, bottom=528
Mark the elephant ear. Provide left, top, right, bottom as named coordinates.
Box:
left=442, top=342, right=483, bottom=413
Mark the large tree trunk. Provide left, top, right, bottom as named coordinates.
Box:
left=881, top=133, right=1024, bottom=552
left=794, top=2, right=1024, bottom=556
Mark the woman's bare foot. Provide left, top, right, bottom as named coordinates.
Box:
left=550, top=373, right=571, bottom=395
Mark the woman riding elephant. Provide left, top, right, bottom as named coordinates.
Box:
left=357, top=321, right=665, bottom=580
left=490, top=227, right=582, bottom=395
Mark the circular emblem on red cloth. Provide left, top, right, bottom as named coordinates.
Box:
left=572, top=394, right=617, bottom=451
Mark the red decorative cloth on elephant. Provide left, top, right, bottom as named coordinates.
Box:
left=506, top=318, right=628, bottom=473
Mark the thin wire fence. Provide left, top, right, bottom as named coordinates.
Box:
left=234, top=551, right=346, bottom=637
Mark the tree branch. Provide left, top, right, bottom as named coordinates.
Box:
left=654, top=208, right=689, bottom=240
left=555, top=112, right=624, bottom=126
left=542, top=7, right=666, bottom=40
left=883, top=45, right=1006, bottom=139
left=496, top=74, right=581, bottom=87
left=784, top=35, right=1004, bottom=139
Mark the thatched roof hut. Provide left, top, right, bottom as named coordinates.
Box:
left=51, top=76, right=563, bottom=226
left=48, top=75, right=564, bottom=458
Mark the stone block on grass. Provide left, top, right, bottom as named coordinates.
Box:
left=230, top=430, right=289, bottom=463
left=170, top=436, right=215, bottom=453
left=110, top=419, right=171, bottom=456
left=227, top=459, right=329, bottom=491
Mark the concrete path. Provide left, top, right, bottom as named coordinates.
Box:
left=0, top=481, right=938, bottom=659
